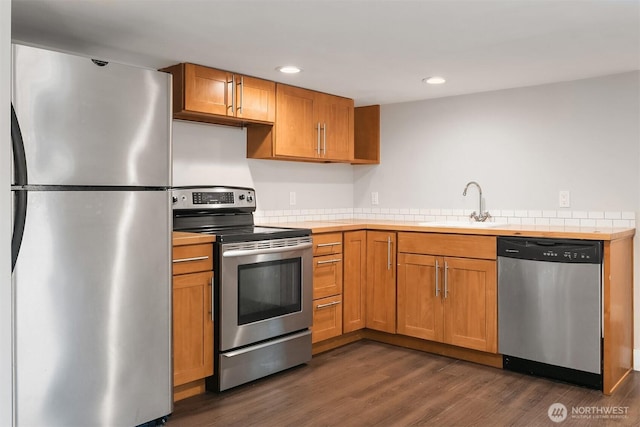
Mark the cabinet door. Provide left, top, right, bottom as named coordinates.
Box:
left=366, top=231, right=396, bottom=333
left=443, top=257, right=497, bottom=353
left=397, top=253, right=444, bottom=341
left=235, top=75, right=275, bottom=122
left=173, top=271, right=214, bottom=386
left=317, top=93, right=353, bottom=161
left=313, top=254, right=343, bottom=299
left=274, top=84, right=318, bottom=158
left=312, top=296, right=343, bottom=343
left=343, top=230, right=366, bottom=333
left=184, top=64, right=231, bottom=116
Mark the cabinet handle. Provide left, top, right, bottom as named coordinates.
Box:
left=435, top=259, right=440, bottom=297
left=316, top=242, right=342, bottom=248
left=316, top=122, right=321, bottom=155
left=387, top=236, right=391, bottom=270
left=173, top=255, right=209, bottom=263
left=444, top=261, right=449, bottom=298
left=322, top=123, right=327, bottom=155
left=232, top=74, right=236, bottom=114
left=210, top=276, right=214, bottom=321
left=316, top=300, right=340, bottom=309
left=316, top=258, right=341, bottom=265
left=237, top=76, right=244, bottom=114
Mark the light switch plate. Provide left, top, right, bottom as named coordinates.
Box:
left=371, top=192, right=379, bottom=205
left=289, top=191, right=296, bottom=206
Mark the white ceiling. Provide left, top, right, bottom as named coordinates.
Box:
left=11, top=0, right=640, bottom=106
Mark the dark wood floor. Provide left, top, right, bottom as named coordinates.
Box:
left=169, top=341, right=639, bottom=426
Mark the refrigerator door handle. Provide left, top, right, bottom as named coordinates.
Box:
left=11, top=103, right=28, bottom=272
left=11, top=103, right=28, bottom=185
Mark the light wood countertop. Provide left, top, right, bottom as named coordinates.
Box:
left=172, top=231, right=216, bottom=246
left=257, top=220, right=635, bottom=240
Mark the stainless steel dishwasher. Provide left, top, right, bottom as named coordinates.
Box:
left=497, top=237, right=603, bottom=389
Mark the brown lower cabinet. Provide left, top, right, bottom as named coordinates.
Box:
left=343, top=230, right=367, bottom=332
left=172, top=242, right=214, bottom=401
left=365, top=231, right=397, bottom=333
left=397, top=253, right=497, bottom=353
left=311, top=233, right=343, bottom=342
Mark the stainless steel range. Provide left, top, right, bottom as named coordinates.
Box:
left=172, top=186, right=313, bottom=391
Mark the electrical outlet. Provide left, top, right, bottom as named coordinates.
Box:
left=371, top=192, right=379, bottom=205
left=289, top=191, right=296, bottom=206
left=559, top=190, right=570, bottom=208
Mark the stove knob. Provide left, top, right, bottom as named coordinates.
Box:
left=172, top=196, right=178, bottom=204
left=247, top=195, right=254, bottom=203
left=239, top=194, right=245, bottom=201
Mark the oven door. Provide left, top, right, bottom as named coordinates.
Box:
left=219, top=236, right=313, bottom=351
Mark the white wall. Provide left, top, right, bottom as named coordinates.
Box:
left=354, top=71, right=640, bottom=366
left=172, top=120, right=354, bottom=211
left=1, top=1, right=13, bottom=424
left=354, top=72, right=640, bottom=212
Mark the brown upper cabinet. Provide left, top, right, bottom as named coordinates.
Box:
left=161, top=63, right=275, bottom=126
left=353, top=105, right=380, bottom=164
left=247, top=84, right=354, bottom=162
left=162, top=63, right=379, bottom=164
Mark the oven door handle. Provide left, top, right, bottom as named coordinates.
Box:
left=222, top=242, right=313, bottom=258
left=221, top=330, right=311, bottom=357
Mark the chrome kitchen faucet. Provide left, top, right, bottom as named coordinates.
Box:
left=463, top=181, right=491, bottom=222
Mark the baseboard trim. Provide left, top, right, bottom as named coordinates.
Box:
left=174, top=379, right=206, bottom=402
left=312, top=330, right=364, bottom=355
left=312, top=328, right=503, bottom=369
left=363, top=329, right=503, bottom=368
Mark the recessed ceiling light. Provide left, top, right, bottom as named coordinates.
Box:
left=276, top=65, right=302, bottom=74
left=423, top=76, right=446, bottom=85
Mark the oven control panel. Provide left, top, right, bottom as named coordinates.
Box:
left=171, top=186, right=256, bottom=210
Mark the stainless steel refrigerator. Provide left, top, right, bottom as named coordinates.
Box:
left=10, top=44, right=173, bottom=426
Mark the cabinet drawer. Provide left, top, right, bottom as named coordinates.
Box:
left=173, top=244, right=214, bottom=275
left=312, top=296, right=343, bottom=343
left=313, top=233, right=343, bottom=256
left=398, top=233, right=496, bottom=260
left=313, top=254, right=343, bottom=299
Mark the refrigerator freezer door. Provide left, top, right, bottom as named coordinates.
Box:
left=13, top=190, right=172, bottom=426
left=12, top=44, right=171, bottom=187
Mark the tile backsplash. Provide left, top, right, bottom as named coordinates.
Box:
left=256, top=208, right=636, bottom=228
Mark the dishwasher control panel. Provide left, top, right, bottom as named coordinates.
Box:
left=498, top=237, right=602, bottom=264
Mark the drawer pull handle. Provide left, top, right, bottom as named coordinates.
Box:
left=444, top=261, right=449, bottom=298
left=316, top=301, right=340, bottom=309
left=435, top=259, right=440, bottom=297
left=316, top=242, right=342, bottom=248
left=173, top=255, right=209, bottom=263
left=316, top=258, right=341, bottom=265
left=210, top=276, right=214, bottom=321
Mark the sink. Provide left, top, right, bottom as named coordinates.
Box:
left=418, top=221, right=507, bottom=228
